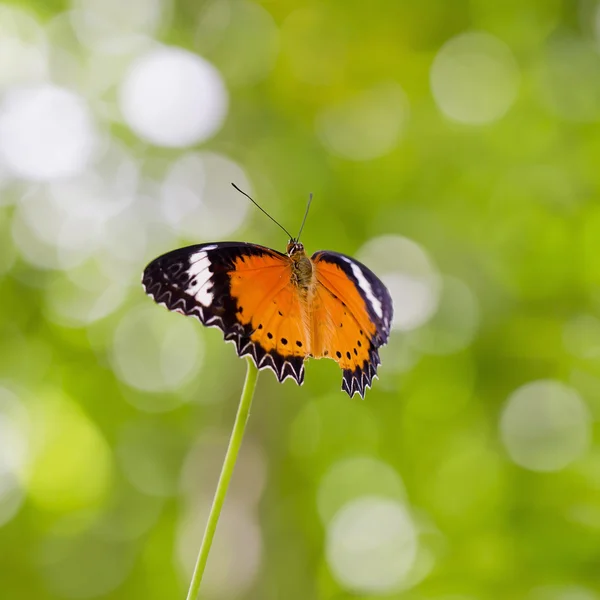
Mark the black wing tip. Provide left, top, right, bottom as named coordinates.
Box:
left=341, top=348, right=380, bottom=398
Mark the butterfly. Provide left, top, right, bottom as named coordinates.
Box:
left=142, top=187, right=393, bottom=397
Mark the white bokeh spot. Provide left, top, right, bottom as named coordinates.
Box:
left=161, top=152, right=251, bottom=238
left=0, top=84, right=98, bottom=181
left=111, top=304, right=203, bottom=398
left=317, top=456, right=406, bottom=525
left=326, top=496, right=418, bottom=595
left=119, top=45, right=228, bottom=147
left=0, top=5, right=48, bottom=88
left=500, top=380, right=591, bottom=472
left=70, top=0, right=165, bottom=55
left=431, top=31, right=520, bottom=125
left=357, top=235, right=441, bottom=332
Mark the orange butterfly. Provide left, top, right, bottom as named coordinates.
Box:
left=142, top=190, right=393, bottom=397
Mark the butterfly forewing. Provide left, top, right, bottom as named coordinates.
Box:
left=142, top=242, right=307, bottom=384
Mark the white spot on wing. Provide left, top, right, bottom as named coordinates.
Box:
left=186, top=250, right=214, bottom=305
left=342, top=257, right=383, bottom=319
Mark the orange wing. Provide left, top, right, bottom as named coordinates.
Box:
left=228, top=253, right=311, bottom=383
left=311, top=251, right=393, bottom=397
left=142, top=242, right=310, bottom=384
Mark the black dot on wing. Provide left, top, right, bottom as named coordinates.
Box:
left=357, top=340, right=362, bottom=347
left=336, top=351, right=342, bottom=359
left=237, top=306, right=243, bottom=313
left=360, top=329, right=363, bottom=335
left=353, top=348, right=358, bottom=355
left=267, top=332, right=273, bottom=339
left=258, top=324, right=263, bottom=329
left=190, top=279, right=197, bottom=286
left=296, top=340, right=303, bottom=347
left=346, top=351, right=351, bottom=360
left=278, top=310, right=283, bottom=316
left=281, top=338, right=288, bottom=345
left=324, top=350, right=329, bottom=356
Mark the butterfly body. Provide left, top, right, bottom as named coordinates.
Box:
left=143, top=240, right=393, bottom=397
left=287, top=242, right=314, bottom=291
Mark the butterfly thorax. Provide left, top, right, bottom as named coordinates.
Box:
left=287, top=241, right=314, bottom=292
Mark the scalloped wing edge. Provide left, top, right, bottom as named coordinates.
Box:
left=341, top=347, right=381, bottom=399
left=142, top=274, right=305, bottom=387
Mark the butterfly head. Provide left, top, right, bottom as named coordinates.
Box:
left=286, top=240, right=305, bottom=256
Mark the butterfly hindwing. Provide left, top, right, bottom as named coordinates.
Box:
left=227, top=254, right=309, bottom=383
left=311, top=251, right=393, bottom=397
left=142, top=242, right=307, bottom=384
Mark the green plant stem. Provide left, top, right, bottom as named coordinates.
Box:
left=185, top=358, right=259, bottom=600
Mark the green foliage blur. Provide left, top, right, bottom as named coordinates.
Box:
left=1, top=1, right=600, bottom=599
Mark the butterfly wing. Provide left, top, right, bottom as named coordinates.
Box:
left=311, top=250, right=393, bottom=397
left=142, top=242, right=308, bottom=384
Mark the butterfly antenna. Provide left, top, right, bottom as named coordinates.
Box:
left=231, top=183, right=294, bottom=239
left=296, top=192, right=313, bottom=242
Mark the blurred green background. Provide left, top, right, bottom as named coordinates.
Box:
left=1, top=0, right=600, bottom=599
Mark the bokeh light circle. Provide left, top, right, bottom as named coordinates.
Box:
left=119, top=45, right=228, bottom=147
left=500, top=380, right=591, bottom=472
left=70, top=0, right=165, bottom=55
left=111, top=304, right=203, bottom=397
left=326, top=496, right=418, bottom=594
left=161, top=152, right=251, bottom=239
left=45, top=264, right=130, bottom=327
left=0, top=84, right=98, bottom=180
left=0, top=5, right=48, bottom=87
left=357, top=235, right=441, bottom=331
left=317, top=456, right=406, bottom=525
left=431, top=31, right=519, bottom=125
